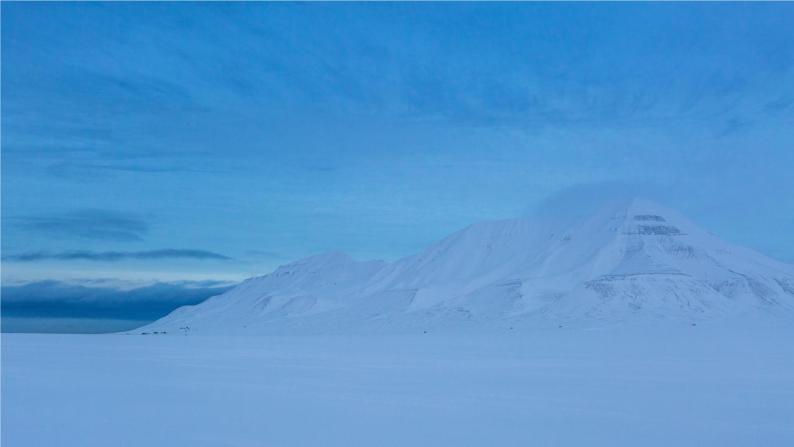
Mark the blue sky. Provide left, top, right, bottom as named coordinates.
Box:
left=3, top=2, right=794, bottom=302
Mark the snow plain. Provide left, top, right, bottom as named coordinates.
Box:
left=3, top=322, right=794, bottom=447
left=5, top=200, right=794, bottom=445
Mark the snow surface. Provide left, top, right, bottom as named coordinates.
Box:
left=4, top=199, right=794, bottom=446
left=143, top=199, right=794, bottom=335
left=3, top=323, right=794, bottom=446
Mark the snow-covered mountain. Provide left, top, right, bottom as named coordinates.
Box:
left=144, top=199, right=794, bottom=334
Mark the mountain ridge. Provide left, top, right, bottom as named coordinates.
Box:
left=143, top=199, right=794, bottom=334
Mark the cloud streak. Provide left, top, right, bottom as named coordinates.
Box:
left=9, top=209, right=149, bottom=242
left=3, top=249, right=232, bottom=262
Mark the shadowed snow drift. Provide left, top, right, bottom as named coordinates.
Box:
left=143, top=199, right=794, bottom=334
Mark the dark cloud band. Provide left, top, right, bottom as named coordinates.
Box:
left=1, top=280, right=235, bottom=321
left=3, top=249, right=232, bottom=262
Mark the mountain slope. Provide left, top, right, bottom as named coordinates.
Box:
left=143, top=199, right=794, bottom=334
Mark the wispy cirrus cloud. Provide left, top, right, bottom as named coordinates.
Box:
left=9, top=209, right=149, bottom=242
left=46, top=161, right=227, bottom=180
left=3, top=249, right=232, bottom=262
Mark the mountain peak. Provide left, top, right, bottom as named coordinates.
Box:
left=145, top=201, right=794, bottom=334
left=300, top=250, right=354, bottom=265
left=265, top=251, right=361, bottom=280
left=623, top=197, right=672, bottom=216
